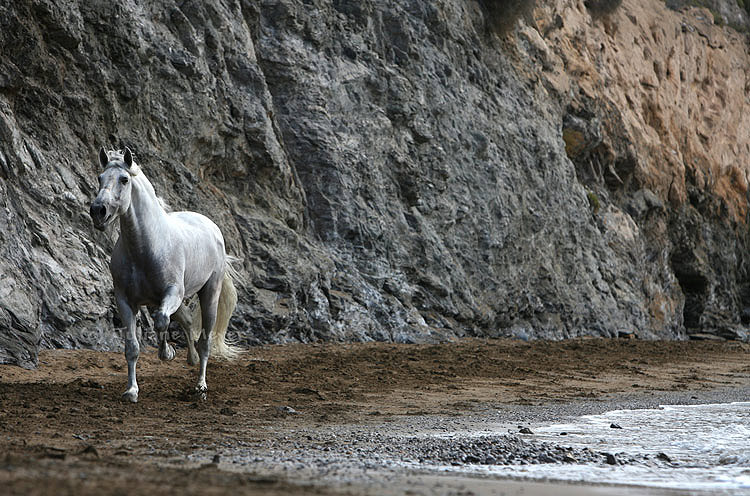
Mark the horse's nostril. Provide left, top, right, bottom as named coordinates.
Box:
left=90, top=203, right=106, bottom=219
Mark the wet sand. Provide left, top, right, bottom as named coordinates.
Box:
left=1, top=338, right=748, bottom=495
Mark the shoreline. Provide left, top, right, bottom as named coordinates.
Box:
left=208, top=389, right=750, bottom=496
left=368, top=473, right=698, bottom=496
left=1, top=339, right=748, bottom=495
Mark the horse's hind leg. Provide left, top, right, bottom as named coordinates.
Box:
left=116, top=294, right=140, bottom=403
left=194, top=276, right=222, bottom=400
left=173, top=303, right=199, bottom=366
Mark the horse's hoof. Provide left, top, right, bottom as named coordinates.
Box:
left=187, top=350, right=199, bottom=366
left=121, top=391, right=138, bottom=403
left=194, top=386, right=207, bottom=402
left=158, top=343, right=176, bottom=361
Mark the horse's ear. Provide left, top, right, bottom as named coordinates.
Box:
left=99, top=147, right=109, bottom=168
left=123, top=147, right=133, bottom=169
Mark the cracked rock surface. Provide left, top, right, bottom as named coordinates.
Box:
left=2, top=0, right=750, bottom=366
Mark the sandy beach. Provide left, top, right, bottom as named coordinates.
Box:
left=1, top=338, right=748, bottom=495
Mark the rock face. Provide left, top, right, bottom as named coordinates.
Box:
left=542, top=0, right=750, bottom=341
left=1, top=0, right=749, bottom=368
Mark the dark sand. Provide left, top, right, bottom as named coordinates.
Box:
left=1, top=338, right=748, bottom=495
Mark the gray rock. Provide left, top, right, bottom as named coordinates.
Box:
left=0, top=0, right=748, bottom=367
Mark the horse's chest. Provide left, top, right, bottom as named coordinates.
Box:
left=112, top=256, right=175, bottom=306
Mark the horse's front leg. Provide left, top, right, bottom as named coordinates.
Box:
left=116, top=295, right=140, bottom=403
left=154, top=285, right=184, bottom=362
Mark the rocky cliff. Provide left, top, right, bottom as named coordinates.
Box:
left=2, top=0, right=749, bottom=368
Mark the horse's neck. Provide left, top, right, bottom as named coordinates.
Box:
left=119, top=175, right=170, bottom=256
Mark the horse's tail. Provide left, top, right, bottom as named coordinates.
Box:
left=190, top=258, right=242, bottom=360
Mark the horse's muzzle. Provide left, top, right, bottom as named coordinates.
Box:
left=90, top=201, right=111, bottom=230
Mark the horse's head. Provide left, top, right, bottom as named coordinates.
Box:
left=90, top=147, right=136, bottom=231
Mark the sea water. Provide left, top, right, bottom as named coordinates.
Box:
left=474, top=402, right=750, bottom=494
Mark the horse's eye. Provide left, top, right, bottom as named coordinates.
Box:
left=120, top=176, right=129, bottom=185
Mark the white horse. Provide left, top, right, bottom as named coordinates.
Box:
left=90, top=147, right=239, bottom=402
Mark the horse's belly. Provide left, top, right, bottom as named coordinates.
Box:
left=175, top=227, right=225, bottom=296
left=183, top=273, right=211, bottom=298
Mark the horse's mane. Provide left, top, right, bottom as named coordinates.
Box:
left=105, top=149, right=170, bottom=212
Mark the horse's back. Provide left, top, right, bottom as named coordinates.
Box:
left=170, top=211, right=221, bottom=233
left=169, top=211, right=223, bottom=246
